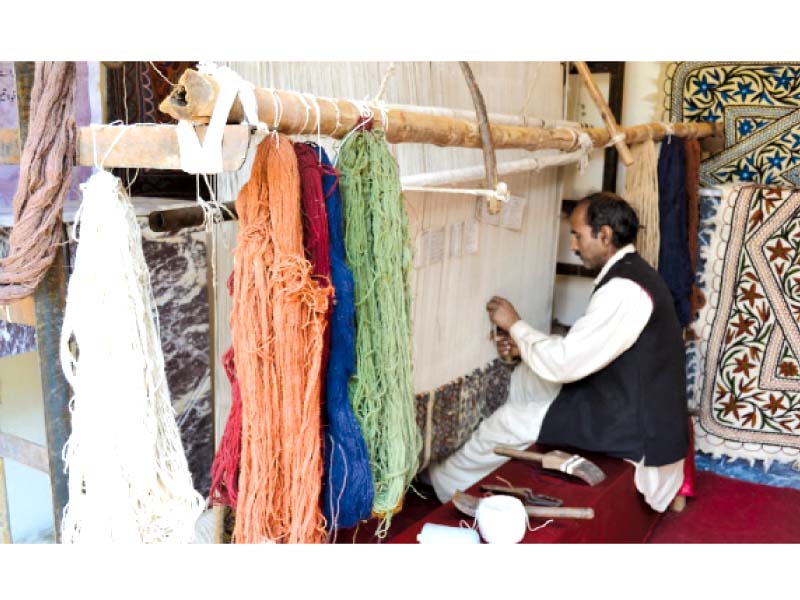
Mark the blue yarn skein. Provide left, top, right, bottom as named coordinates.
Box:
left=319, top=146, right=374, bottom=530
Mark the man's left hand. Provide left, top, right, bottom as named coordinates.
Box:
left=486, top=296, right=521, bottom=330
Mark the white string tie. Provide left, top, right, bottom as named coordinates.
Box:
left=374, top=62, right=396, bottom=104
left=333, top=100, right=374, bottom=167
left=661, top=121, right=675, bottom=144
left=604, top=132, right=627, bottom=148
left=576, top=131, right=594, bottom=173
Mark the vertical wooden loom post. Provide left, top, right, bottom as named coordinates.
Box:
left=14, top=61, right=72, bottom=543
left=574, top=61, right=634, bottom=167
left=0, top=457, right=11, bottom=543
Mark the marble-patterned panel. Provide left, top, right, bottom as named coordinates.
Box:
left=0, top=226, right=37, bottom=357
left=140, top=220, right=212, bottom=498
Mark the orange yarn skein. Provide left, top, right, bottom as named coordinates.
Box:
left=231, top=134, right=331, bottom=543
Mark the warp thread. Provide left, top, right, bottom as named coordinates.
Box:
left=231, top=134, right=331, bottom=544
left=60, top=170, right=204, bottom=543
left=318, top=146, right=374, bottom=532
left=338, top=128, right=421, bottom=536
left=657, top=136, right=694, bottom=327
left=0, top=62, right=77, bottom=303
left=208, top=275, right=242, bottom=509
left=623, top=139, right=660, bottom=268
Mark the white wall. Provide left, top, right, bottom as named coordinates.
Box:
left=0, top=351, right=54, bottom=543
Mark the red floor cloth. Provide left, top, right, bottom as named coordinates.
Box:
left=646, top=470, right=800, bottom=543
left=390, top=444, right=661, bottom=544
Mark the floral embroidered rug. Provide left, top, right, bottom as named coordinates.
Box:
left=667, top=63, right=800, bottom=187
left=692, top=184, right=800, bottom=466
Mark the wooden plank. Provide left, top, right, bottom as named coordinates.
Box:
left=33, top=238, right=71, bottom=543
left=0, top=431, right=48, bottom=473
left=0, top=458, right=11, bottom=543
left=2, top=297, right=36, bottom=326
left=0, top=118, right=720, bottom=171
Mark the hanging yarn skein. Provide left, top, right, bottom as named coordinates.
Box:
left=657, top=137, right=693, bottom=327
left=338, top=127, right=421, bottom=535
left=317, top=145, right=374, bottom=532
left=0, top=61, right=77, bottom=303
left=208, top=274, right=242, bottom=509
left=623, top=138, right=660, bottom=268
left=231, top=134, right=331, bottom=544
left=60, top=169, right=204, bottom=543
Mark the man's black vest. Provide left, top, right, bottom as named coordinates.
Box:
left=537, top=252, right=689, bottom=466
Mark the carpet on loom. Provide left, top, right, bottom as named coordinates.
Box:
left=666, top=62, right=800, bottom=187
left=646, top=470, right=800, bottom=543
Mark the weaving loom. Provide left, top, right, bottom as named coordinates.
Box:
left=214, top=62, right=566, bottom=471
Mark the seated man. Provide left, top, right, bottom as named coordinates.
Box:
left=428, top=191, right=689, bottom=512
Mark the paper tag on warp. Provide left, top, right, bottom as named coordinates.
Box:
left=464, top=219, right=479, bottom=255
left=475, top=195, right=527, bottom=231
left=428, top=228, right=446, bottom=264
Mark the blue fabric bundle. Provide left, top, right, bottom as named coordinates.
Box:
left=657, top=138, right=694, bottom=327
left=319, top=147, right=374, bottom=530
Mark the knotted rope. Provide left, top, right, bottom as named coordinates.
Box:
left=231, top=134, right=331, bottom=544
left=338, top=128, right=421, bottom=536
left=0, top=62, right=77, bottom=303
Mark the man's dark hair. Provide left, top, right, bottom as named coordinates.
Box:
left=576, top=191, right=639, bottom=248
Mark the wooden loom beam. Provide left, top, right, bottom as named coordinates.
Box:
left=158, top=69, right=721, bottom=155
left=0, top=71, right=721, bottom=172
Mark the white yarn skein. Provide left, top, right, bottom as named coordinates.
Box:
left=60, top=170, right=205, bottom=543
left=476, top=495, right=528, bottom=544
left=417, top=523, right=480, bottom=544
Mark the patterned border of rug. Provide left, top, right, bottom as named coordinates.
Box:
left=692, top=184, right=800, bottom=466
left=415, top=358, right=514, bottom=470
left=666, top=62, right=800, bottom=187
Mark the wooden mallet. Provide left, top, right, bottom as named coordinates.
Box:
left=494, top=445, right=606, bottom=486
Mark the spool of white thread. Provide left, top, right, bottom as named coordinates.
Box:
left=417, top=523, right=481, bottom=544
left=476, top=495, right=528, bottom=544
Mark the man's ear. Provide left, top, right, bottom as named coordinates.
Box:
left=599, top=224, right=614, bottom=246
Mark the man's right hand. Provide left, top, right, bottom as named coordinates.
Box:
left=494, top=331, right=520, bottom=361
left=486, top=296, right=521, bottom=330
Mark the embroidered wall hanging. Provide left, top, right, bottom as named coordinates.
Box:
left=692, top=184, right=800, bottom=466
left=667, top=62, right=800, bottom=187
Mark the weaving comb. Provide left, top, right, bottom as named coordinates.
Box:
left=452, top=490, right=594, bottom=520
left=493, top=446, right=606, bottom=486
